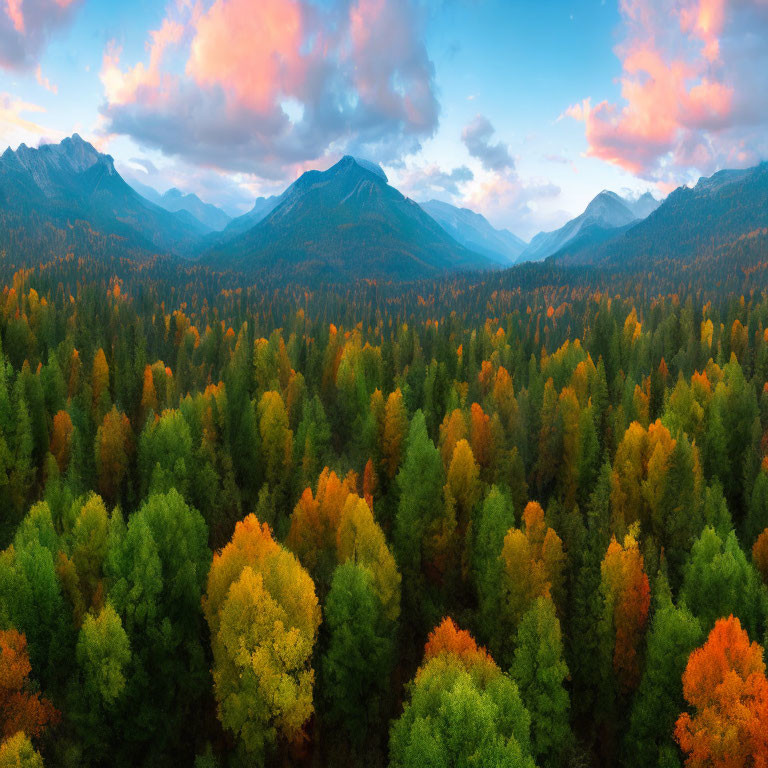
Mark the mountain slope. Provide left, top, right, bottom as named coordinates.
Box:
left=551, top=163, right=768, bottom=267
left=0, top=134, right=205, bottom=256
left=519, top=190, right=660, bottom=264
left=222, top=194, right=284, bottom=237
left=520, top=190, right=643, bottom=263
left=203, top=156, right=495, bottom=281
left=419, top=199, right=526, bottom=265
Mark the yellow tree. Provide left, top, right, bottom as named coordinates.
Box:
left=439, top=408, right=467, bottom=470
left=600, top=532, right=650, bottom=692
left=558, top=387, right=581, bottom=508
left=287, top=468, right=357, bottom=586
left=381, top=389, right=408, bottom=479
left=501, top=503, right=564, bottom=623
left=49, top=410, right=73, bottom=474
left=91, top=348, right=110, bottom=417
left=94, top=407, right=132, bottom=505
left=203, top=515, right=320, bottom=761
left=139, top=365, right=158, bottom=422
left=469, top=403, right=492, bottom=470
left=258, top=391, right=293, bottom=490
left=444, top=439, right=480, bottom=547
left=0, top=733, right=44, bottom=768
left=336, top=495, right=401, bottom=623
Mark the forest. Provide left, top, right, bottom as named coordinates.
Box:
left=0, top=249, right=768, bottom=768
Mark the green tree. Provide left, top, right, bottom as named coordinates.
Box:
left=0, top=520, right=71, bottom=692
left=624, top=586, right=703, bottom=768
left=511, top=596, right=571, bottom=767
left=137, top=409, right=193, bottom=498
left=70, top=603, right=131, bottom=760
left=394, top=411, right=449, bottom=633
left=680, top=525, right=768, bottom=638
left=106, top=489, right=210, bottom=760
left=321, top=561, right=394, bottom=745
left=390, top=618, right=535, bottom=768
left=473, top=486, right=516, bottom=646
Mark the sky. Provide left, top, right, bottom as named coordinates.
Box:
left=1, top=0, right=767, bottom=240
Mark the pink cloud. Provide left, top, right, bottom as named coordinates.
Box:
left=567, top=0, right=768, bottom=187
left=0, top=0, right=83, bottom=70
left=0, top=92, right=57, bottom=147
left=101, top=18, right=183, bottom=107
left=186, top=0, right=306, bottom=114
left=99, top=0, right=439, bottom=179
left=5, top=0, right=24, bottom=33
left=35, top=64, right=57, bottom=94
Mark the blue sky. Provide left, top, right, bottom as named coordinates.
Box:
left=1, top=0, right=766, bottom=239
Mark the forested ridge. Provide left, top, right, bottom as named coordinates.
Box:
left=1, top=249, right=768, bottom=767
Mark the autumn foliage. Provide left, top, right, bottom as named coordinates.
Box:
left=500, top=502, right=565, bottom=631
left=422, top=616, right=496, bottom=675
left=0, top=629, right=59, bottom=740
left=600, top=532, right=651, bottom=692
left=675, top=616, right=768, bottom=768
left=204, top=515, right=321, bottom=757
left=753, top=528, right=768, bottom=584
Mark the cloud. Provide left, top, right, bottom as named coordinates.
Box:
left=0, top=0, right=82, bottom=70
left=100, top=0, right=439, bottom=180
left=566, top=0, right=768, bottom=187
left=463, top=172, right=561, bottom=239
left=128, top=156, right=158, bottom=175
left=0, top=92, right=61, bottom=147
left=461, top=114, right=514, bottom=172
left=396, top=163, right=474, bottom=199
left=35, top=65, right=57, bottom=94
left=454, top=114, right=560, bottom=237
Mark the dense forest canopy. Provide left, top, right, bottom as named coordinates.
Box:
left=1, top=246, right=768, bottom=767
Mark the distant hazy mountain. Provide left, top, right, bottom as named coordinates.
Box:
left=419, top=199, right=526, bottom=265
left=204, top=156, right=494, bottom=281
left=137, top=185, right=231, bottom=231
left=551, top=162, right=768, bottom=267
left=520, top=190, right=659, bottom=263
left=626, top=191, right=661, bottom=220
left=0, top=134, right=205, bottom=255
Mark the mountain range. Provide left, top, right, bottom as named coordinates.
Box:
left=0, top=134, right=205, bottom=256
left=550, top=163, right=768, bottom=267
left=0, top=134, right=765, bottom=282
left=519, top=190, right=660, bottom=263
left=130, top=182, right=232, bottom=231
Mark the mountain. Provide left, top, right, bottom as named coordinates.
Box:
left=519, top=190, right=658, bottom=263
left=626, top=191, right=661, bottom=220
left=419, top=199, right=526, bottom=265
left=551, top=162, right=768, bottom=267
left=222, top=157, right=390, bottom=240
left=136, top=186, right=231, bottom=231
left=203, top=156, right=495, bottom=281
left=0, top=134, right=206, bottom=256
